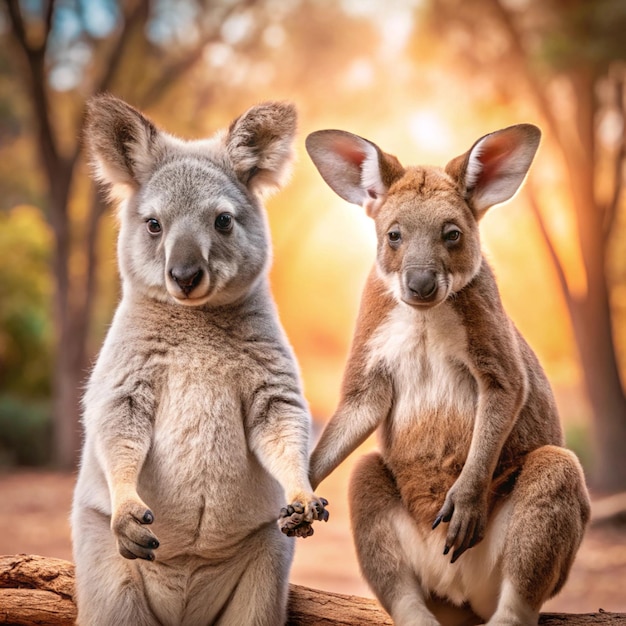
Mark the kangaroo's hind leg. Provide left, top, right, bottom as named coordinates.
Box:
left=349, top=452, right=480, bottom=626
left=487, top=445, right=590, bottom=626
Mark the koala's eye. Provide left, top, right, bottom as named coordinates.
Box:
left=146, top=218, right=162, bottom=235
left=215, top=212, right=233, bottom=233
left=388, top=230, right=401, bottom=245
left=443, top=226, right=462, bottom=244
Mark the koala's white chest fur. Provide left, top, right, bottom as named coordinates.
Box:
left=366, top=301, right=477, bottom=436
left=83, top=299, right=283, bottom=558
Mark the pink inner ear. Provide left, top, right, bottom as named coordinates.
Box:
left=332, top=136, right=368, bottom=168
left=476, top=133, right=518, bottom=184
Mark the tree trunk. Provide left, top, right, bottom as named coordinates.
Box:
left=0, top=555, right=624, bottom=626
left=569, top=291, right=626, bottom=493
left=473, top=0, right=626, bottom=494
left=560, top=68, right=626, bottom=492
left=52, top=349, right=84, bottom=469
left=49, top=173, right=84, bottom=470
left=4, top=0, right=85, bottom=469
left=53, top=190, right=109, bottom=467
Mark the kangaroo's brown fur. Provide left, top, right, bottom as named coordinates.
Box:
left=306, top=125, right=590, bottom=626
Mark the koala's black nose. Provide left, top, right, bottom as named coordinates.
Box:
left=406, top=268, right=438, bottom=302
left=169, top=265, right=203, bottom=296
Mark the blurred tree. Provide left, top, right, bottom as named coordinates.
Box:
left=0, top=36, right=54, bottom=466
left=0, top=0, right=391, bottom=469
left=0, top=205, right=53, bottom=398
left=0, top=0, right=271, bottom=468
left=425, top=0, right=626, bottom=492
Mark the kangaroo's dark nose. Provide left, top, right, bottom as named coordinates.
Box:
left=169, top=265, right=203, bottom=296
left=406, top=268, right=438, bottom=302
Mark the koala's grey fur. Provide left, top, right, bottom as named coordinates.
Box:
left=72, top=95, right=326, bottom=626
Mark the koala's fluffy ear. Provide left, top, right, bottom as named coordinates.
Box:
left=84, top=94, right=165, bottom=197
left=225, top=102, right=297, bottom=198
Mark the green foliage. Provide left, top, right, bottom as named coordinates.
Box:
left=540, top=0, right=626, bottom=71
left=0, top=205, right=53, bottom=466
left=0, top=205, right=53, bottom=398
left=0, top=395, right=52, bottom=466
left=565, top=422, right=594, bottom=475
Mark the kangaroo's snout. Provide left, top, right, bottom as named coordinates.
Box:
left=405, top=267, right=439, bottom=303
left=402, top=266, right=447, bottom=307
left=169, top=264, right=204, bottom=296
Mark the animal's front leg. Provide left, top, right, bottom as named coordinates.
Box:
left=248, top=394, right=329, bottom=538
left=278, top=497, right=329, bottom=538
left=432, top=474, right=489, bottom=563
left=433, top=363, right=527, bottom=563
left=94, top=386, right=158, bottom=560
left=269, top=428, right=330, bottom=538
left=281, top=366, right=392, bottom=537
left=111, top=484, right=160, bottom=560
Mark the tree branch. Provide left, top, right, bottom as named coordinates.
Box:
left=95, top=0, right=151, bottom=95
left=603, top=66, right=626, bottom=241
left=137, top=0, right=259, bottom=109
left=138, top=45, right=208, bottom=109
left=5, top=0, right=28, bottom=51
left=41, top=0, right=55, bottom=51
left=0, top=555, right=625, bottom=626
left=5, top=0, right=69, bottom=216
left=525, top=184, right=575, bottom=312
left=484, top=0, right=561, bottom=143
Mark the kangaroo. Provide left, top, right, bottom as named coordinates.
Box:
left=305, top=125, right=590, bottom=626
left=71, top=94, right=327, bottom=626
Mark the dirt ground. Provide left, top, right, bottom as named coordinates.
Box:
left=1, top=462, right=625, bottom=616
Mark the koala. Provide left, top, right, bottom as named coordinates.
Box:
left=71, top=94, right=327, bottom=626
left=305, top=125, right=590, bottom=626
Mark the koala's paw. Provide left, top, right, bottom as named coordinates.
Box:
left=112, top=500, right=160, bottom=561
left=278, top=496, right=329, bottom=538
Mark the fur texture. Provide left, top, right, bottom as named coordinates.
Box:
left=306, top=125, right=589, bottom=626
left=72, top=95, right=326, bottom=626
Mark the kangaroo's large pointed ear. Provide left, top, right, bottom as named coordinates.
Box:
left=225, top=101, right=297, bottom=198
left=445, top=124, right=541, bottom=219
left=305, top=130, right=405, bottom=217
left=84, top=94, right=165, bottom=198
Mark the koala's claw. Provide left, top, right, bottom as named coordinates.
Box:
left=113, top=502, right=160, bottom=561
left=278, top=497, right=329, bottom=538
left=280, top=503, right=305, bottom=517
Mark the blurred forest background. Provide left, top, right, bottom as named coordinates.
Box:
left=0, top=0, right=625, bottom=497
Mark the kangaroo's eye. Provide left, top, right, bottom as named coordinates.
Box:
left=443, top=228, right=462, bottom=243
left=146, top=219, right=162, bottom=235
left=388, top=230, right=401, bottom=244
left=215, top=212, right=233, bottom=232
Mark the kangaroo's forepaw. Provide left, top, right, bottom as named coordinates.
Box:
left=112, top=500, right=160, bottom=561
left=433, top=485, right=486, bottom=563
left=278, top=497, right=329, bottom=538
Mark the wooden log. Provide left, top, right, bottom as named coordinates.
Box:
left=0, top=554, right=624, bottom=625
left=287, top=583, right=392, bottom=625
left=0, top=555, right=76, bottom=626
